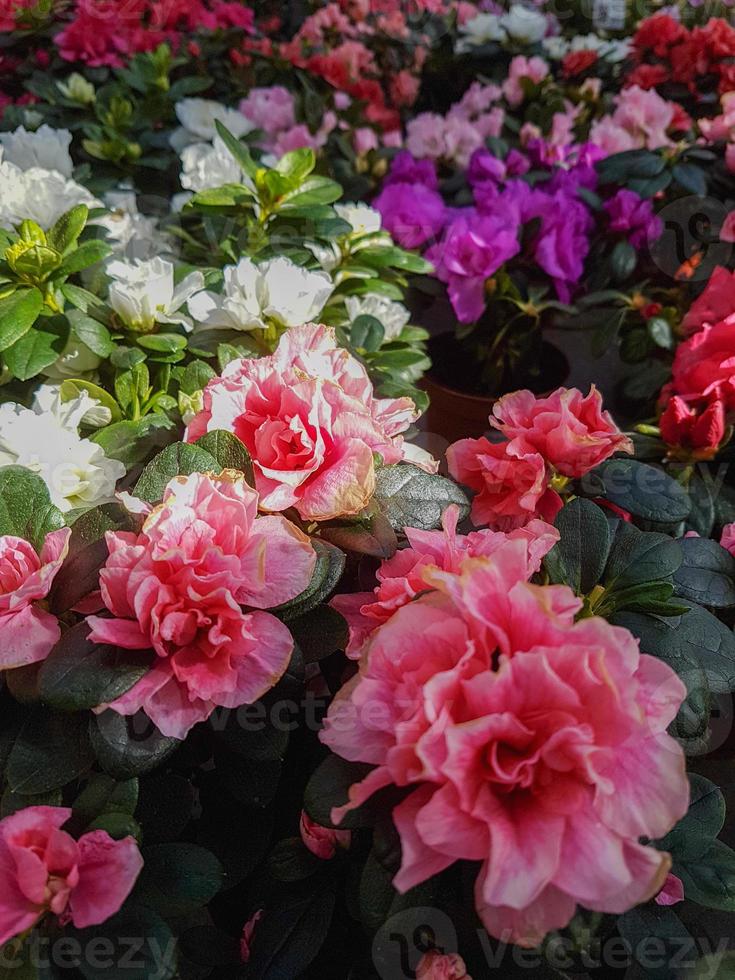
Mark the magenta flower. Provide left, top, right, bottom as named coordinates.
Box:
left=373, top=181, right=446, bottom=249
left=604, top=189, right=663, bottom=250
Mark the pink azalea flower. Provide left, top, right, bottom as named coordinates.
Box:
left=239, top=86, right=296, bottom=136
left=655, top=872, right=684, bottom=907
left=186, top=324, right=435, bottom=521
left=0, top=806, right=142, bottom=946
left=0, top=528, right=70, bottom=670
left=720, top=210, right=735, bottom=244
left=720, top=523, right=735, bottom=556
left=682, top=266, right=735, bottom=335
left=87, top=471, right=316, bottom=739
left=503, top=55, right=549, bottom=108
left=490, top=386, right=634, bottom=478
left=240, top=909, right=263, bottom=963
left=446, top=436, right=563, bottom=530
left=416, top=950, right=472, bottom=979
left=299, top=811, right=351, bottom=859
left=321, top=553, right=689, bottom=948
left=331, top=505, right=558, bottom=657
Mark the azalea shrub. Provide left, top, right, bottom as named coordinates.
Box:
left=0, top=1, right=735, bottom=979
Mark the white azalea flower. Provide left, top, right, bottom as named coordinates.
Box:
left=180, top=137, right=245, bottom=192
left=305, top=240, right=342, bottom=272
left=100, top=190, right=173, bottom=261
left=0, top=157, right=100, bottom=230
left=0, top=125, right=74, bottom=179
left=456, top=13, right=507, bottom=51
left=0, top=389, right=125, bottom=512
left=335, top=203, right=382, bottom=236
left=542, top=35, right=569, bottom=59
left=189, top=256, right=333, bottom=332
left=345, top=293, right=410, bottom=343
left=500, top=4, right=548, bottom=43
left=170, top=98, right=254, bottom=153
left=107, top=257, right=204, bottom=333
left=42, top=337, right=101, bottom=382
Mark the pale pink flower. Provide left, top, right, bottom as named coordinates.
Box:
left=87, top=471, right=315, bottom=738
left=503, top=55, right=549, bottom=108
left=331, top=505, right=558, bottom=657
left=406, top=112, right=447, bottom=160
left=0, top=806, right=142, bottom=946
left=591, top=86, right=675, bottom=154
left=490, top=386, right=634, bottom=477
left=321, top=554, right=689, bottom=948
left=186, top=324, right=435, bottom=521
left=0, top=528, right=70, bottom=670
left=353, top=126, right=378, bottom=154
left=443, top=115, right=484, bottom=168
left=416, top=950, right=472, bottom=979
left=299, top=811, right=351, bottom=859
left=239, top=86, right=296, bottom=136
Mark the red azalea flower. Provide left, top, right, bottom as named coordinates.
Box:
left=562, top=50, right=598, bottom=79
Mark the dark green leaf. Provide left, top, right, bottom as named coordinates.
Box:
left=133, top=441, right=218, bottom=502
left=134, top=843, right=224, bottom=916
left=245, top=886, right=335, bottom=980
left=672, top=162, right=708, bottom=196
left=268, top=837, right=321, bottom=881
left=0, top=465, right=65, bottom=552
left=674, top=537, right=735, bottom=608
left=76, top=908, right=176, bottom=980
left=288, top=606, right=349, bottom=663
left=7, top=709, right=94, bottom=794
left=582, top=459, right=691, bottom=524
left=194, top=429, right=254, bottom=483
left=47, top=204, right=88, bottom=253
left=66, top=308, right=114, bottom=356
left=545, top=498, right=611, bottom=594
left=677, top=840, right=735, bottom=911
left=374, top=464, right=470, bottom=532
left=38, top=622, right=152, bottom=711
left=91, top=414, right=174, bottom=469
left=656, top=774, right=725, bottom=862
left=54, top=239, right=111, bottom=278
left=90, top=711, right=180, bottom=779
left=274, top=540, right=345, bottom=621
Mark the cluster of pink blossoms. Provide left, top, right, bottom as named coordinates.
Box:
left=186, top=323, right=436, bottom=522
left=322, top=526, right=689, bottom=946
left=0, top=806, right=142, bottom=946
left=448, top=385, right=633, bottom=529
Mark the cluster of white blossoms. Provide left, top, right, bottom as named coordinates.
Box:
left=542, top=32, right=631, bottom=63
left=188, top=256, right=334, bottom=332
left=456, top=4, right=549, bottom=50
left=0, top=386, right=124, bottom=512
left=172, top=99, right=256, bottom=204
left=345, top=293, right=410, bottom=342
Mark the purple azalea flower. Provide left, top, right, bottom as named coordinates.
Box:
left=520, top=190, right=594, bottom=301
left=373, top=181, right=446, bottom=249
left=604, top=189, right=663, bottom=249
left=467, top=148, right=507, bottom=187
left=427, top=210, right=521, bottom=323
left=384, top=150, right=439, bottom=190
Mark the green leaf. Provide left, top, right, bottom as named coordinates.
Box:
left=582, top=459, right=691, bottom=525
left=275, top=147, right=316, bottom=182
left=545, top=498, right=611, bottom=594
left=7, top=708, right=94, bottom=794
left=72, top=773, right=139, bottom=825
left=194, top=429, right=254, bottom=482
left=90, top=710, right=180, bottom=779
left=0, top=465, right=65, bottom=551
left=279, top=175, right=342, bottom=209
left=3, top=321, right=67, bottom=379
left=288, top=606, right=349, bottom=663
left=133, top=441, right=219, bottom=502
left=672, top=162, right=708, bottom=196
left=268, top=837, right=321, bottom=881
left=677, top=839, right=735, bottom=911
left=610, top=240, right=637, bottom=282
left=214, top=119, right=258, bottom=178
left=303, top=754, right=375, bottom=830
left=612, top=602, right=735, bottom=694
left=245, top=886, right=335, bottom=980
left=66, top=308, right=114, bottom=356
left=47, top=204, right=88, bottom=253
left=136, top=332, right=187, bottom=353
left=673, top=537, right=735, bottom=608
left=76, top=908, right=176, bottom=980
left=320, top=511, right=398, bottom=559
left=53, top=239, right=111, bottom=278
left=0, top=287, right=43, bottom=351
left=603, top=523, right=682, bottom=590
left=1, top=786, right=62, bottom=818
left=648, top=316, right=674, bottom=350
left=656, top=774, right=725, bottom=862
left=38, top=622, right=152, bottom=711
left=91, top=414, right=174, bottom=469
left=134, top=843, right=224, bottom=916
left=274, top=540, right=345, bottom=621
left=374, top=464, right=470, bottom=532
left=350, top=314, right=384, bottom=351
